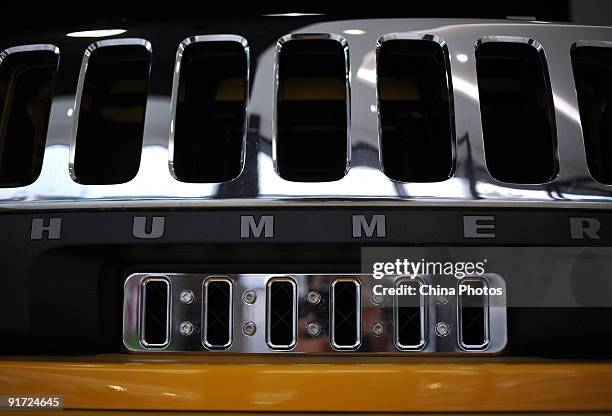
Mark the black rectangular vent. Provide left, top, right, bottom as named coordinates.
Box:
left=73, top=41, right=151, bottom=184
left=141, top=278, right=170, bottom=348
left=331, top=278, right=360, bottom=350
left=0, top=46, right=58, bottom=187
left=172, top=37, right=248, bottom=183
left=394, top=279, right=425, bottom=350
left=266, top=278, right=297, bottom=349
left=203, top=278, right=232, bottom=349
left=475, top=39, right=556, bottom=184
left=458, top=279, right=489, bottom=349
left=275, top=36, right=349, bottom=182
left=571, top=44, right=612, bottom=184
left=377, top=38, right=454, bottom=182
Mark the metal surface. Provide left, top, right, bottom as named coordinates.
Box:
left=122, top=272, right=507, bottom=354
left=0, top=20, right=611, bottom=209
left=2, top=356, right=612, bottom=412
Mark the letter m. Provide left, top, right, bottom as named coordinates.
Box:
left=352, top=214, right=386, bottom=238
left=241, top=215, right=274, bottom=238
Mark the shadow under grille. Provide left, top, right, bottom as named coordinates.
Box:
left=458, top=279, right=489, bottom=349
left=172, top=38, right=248, bottom=183
left=331, top=278, right=360, bottom=350
left=267, top=278, right=296, bottom=349
left=476, top=39, right=556, bottom=184
left=276, top=37, right=349, bottom=182
left=571, top=44, right=612, bottom=184
left=203, top=278, right=232, bottom=349
left=395, top=279, right=425, bottom=350
left=73, top=42, right=151, bottom=185
left=377, top=38, right=454, bottom=182
left=142, top=278, right=170, bottom=347
left=0, top=47, right=58, bottom=187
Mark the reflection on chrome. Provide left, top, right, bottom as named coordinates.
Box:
left=0, top=20, right=610, bottom=208
left=66, top=29, right=127, bottom=38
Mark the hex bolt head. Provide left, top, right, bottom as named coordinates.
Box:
left=371, top=293, right=384, bottom=305
left=435, top=322, right=450, bottom=337
left=307, top=291, right=321, bottom=305
left=179, top=290, right=194, bottom=305
left=242, top=322, right=257, bottom=336
left=435, top=293, right=449, bottom=305
left=306, top=322, right=321, bottom=337
left=179, top=321, right=194, bottom=336
left=372, top=322, right=384, bottom=337
left=242, top=290, right=257, bottom=305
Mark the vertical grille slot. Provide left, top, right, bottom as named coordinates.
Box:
left=203, top=277, right=233, bottom=349
left=171, top=36, right=248, bottom=183
left=377, top=37, right=454, bottom=182
left=0, top=46, right=58, bottom=187
left=475, top=38, right=556, bottom=184
left=458, top=278, right=489, bottom=349
left=571, top=43, right=612, bottom=184
left=141, top=277, right=170, bottom=348
left=275, top=35, right=349, bottom=182
left=72, top=40, right=151, bottom=184
left=394, top=279, right=426, bottom=350
left=266, top=277, right=297, bottom=349
left=331, top=278, right=360, bottom=350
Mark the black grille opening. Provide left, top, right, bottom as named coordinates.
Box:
left=331, top=279, right=360, bottom=349
left=377, top=38, right=454, bottom=182
left=276, top=37, right=349, bottom=182
left=458, top=279, right=488, bottom=349
left=267, top=278, right=296, bottom=349
left=142, top=278, right=169, bottom=347
left=395, top=280, right=425, bottom=349
left=571, top=44, right=612, bottom=184
left=0, top=47, right=58, bottom=187
left=475, top=40, right=556, bottom=184
left=73, top=43, right=150, bottom=184
left=172, top=39, right=248, bottom=183
left=203, top=278, right=232, bottom=349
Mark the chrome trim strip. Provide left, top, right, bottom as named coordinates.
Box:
left=375, top=33, right=456, bottom=182
left=393, top=277, right=427, bottom=351
left=266, top=276, right=297, bottom=350
left=168, top=35, right=249, bottom=182
left=202, top=276, right=233, bottom=350
left=272, top=33, right=351, bottom=180
left=140, top=276, right=171, bottom=349
left=0, top=44, right=60, bottom=61
left=5, top=198, right=612, bottom=211
left=330, top=277, right=361, bottom=350
left=475, top=35, right=559, bottom=185
left=69, top=38, right=152, bottom=183
left=457, top=276, right=490, bottom=350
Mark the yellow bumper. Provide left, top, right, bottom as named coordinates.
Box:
left=1, top=356, right=612, bottom=413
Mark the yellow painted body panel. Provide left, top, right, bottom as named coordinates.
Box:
left=1, top=356, right=612, bottom=413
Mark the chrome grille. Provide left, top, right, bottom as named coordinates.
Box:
left=0, top=20, right=611, bottom=209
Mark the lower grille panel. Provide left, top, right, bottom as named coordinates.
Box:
left=123, top=272, right=506, bottom=354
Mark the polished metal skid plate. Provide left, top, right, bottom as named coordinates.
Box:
left=123, top=272, right=507, bottom=354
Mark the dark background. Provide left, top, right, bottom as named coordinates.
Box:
left=1, top=0, right=612, bottom=35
